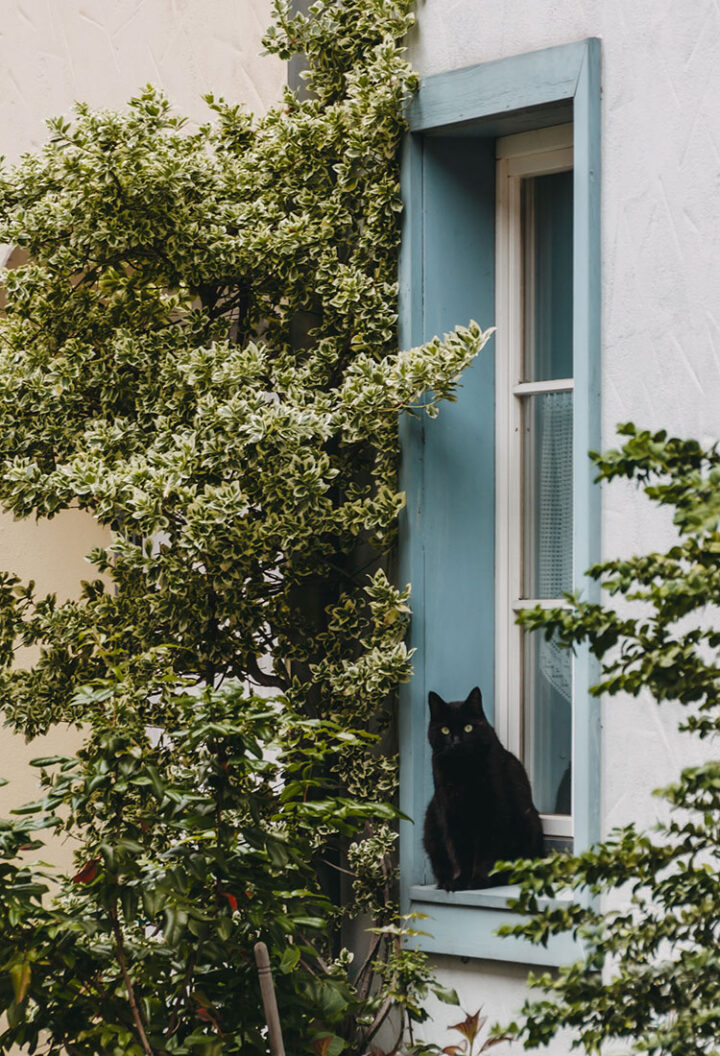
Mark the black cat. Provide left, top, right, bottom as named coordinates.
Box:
left=423, top=687, right=544, bottom=890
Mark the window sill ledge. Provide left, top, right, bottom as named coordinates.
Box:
left=406, top=883, right=578, bottom=966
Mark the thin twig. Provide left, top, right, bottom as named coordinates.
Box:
left=355, top=932, right=383, bottom=1003
left=109, top=903, right=155, bottom=1056
left=294, top=934, right=330, bottom=973
left=361, top=994, right=393, bottom=1048
left=318, top=857, right=356, bottom=878
left=299, top=956, right=319, bottom=978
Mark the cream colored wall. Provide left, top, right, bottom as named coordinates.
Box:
left=0, top=0, right=284, bottom=163
left=0, top=511, right=111, bottom=874
left=0, top=0, right=283, bottom=869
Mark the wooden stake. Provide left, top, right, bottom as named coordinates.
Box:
left=254, top=941, right=286, bottom=1056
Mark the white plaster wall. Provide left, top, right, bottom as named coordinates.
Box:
left=0, top=0, right=282, bottom=864
left=410, top=0, right=720, bottom=1048
left=413, top=956, right=577, bottom=1056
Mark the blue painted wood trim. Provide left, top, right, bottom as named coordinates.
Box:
left=401, top=135, right=497, bottom=898
left=398, top=134, right=425, bottom=351
left=419, top=136, right=496, bottom=720
left=571, top=37, right=603, bottom=852
left=399, top=37, right=602, bottom=963
left=407, top=40, right=588, bottom=134
left=409, top=904, right=577, bottom=966
left=398, top=134, right=427, bottom=901
left=408, top=886, right=578, bottom=965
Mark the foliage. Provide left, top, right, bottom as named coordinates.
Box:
left=442, top=1008, right=508, bottom=1056
left=0, top=0, right=492, bottom=1051
left=388, top=1001, right=509, bottom=1056
left=497, top=424, right=720, bottom=1055
left=0, top=683, right=383, bottom=1055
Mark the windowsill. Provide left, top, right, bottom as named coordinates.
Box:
left=409, top=882, right=573, bottom=910
left=406, top=883, right=579, bottom=966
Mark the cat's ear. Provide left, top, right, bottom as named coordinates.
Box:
left=428, top=691, right=445, bottom=719
left=466, top=686, right=485, bottom=716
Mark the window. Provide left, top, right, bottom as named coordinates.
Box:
left=495, top=126, right=574, bottom=847
left=398, top=40, right=601, bottom=963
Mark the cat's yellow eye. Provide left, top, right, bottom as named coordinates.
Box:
left=441, top=726, right=450, bottom=735
left=464, top=723, right=473, bottom=733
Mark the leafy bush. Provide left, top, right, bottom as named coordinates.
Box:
left=499, top=424, right=720, bottom=1056
left=0, top=684, right=378, bottom=1054
left=0, top=0, right=491, bottom=1051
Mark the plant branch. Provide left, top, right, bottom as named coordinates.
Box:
left=354, top=932, right=383, bottom=1002
left=360, top=994, right=394, bottom=1049
left=318, top=857, right=356, bottom=878
left=109, top=902, right=155, bottom=1056
left=246, top=653, right=287, bottom=690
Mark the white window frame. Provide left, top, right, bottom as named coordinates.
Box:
left=495, top=124, right=574, bottom=841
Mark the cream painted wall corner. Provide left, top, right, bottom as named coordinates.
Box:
left=0, top=0, right=284, bottom=878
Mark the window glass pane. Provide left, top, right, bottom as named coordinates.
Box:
left=523, top=170, right=573, bottom=382
left=523, top=390, right=573, bottom=598
left=524, top=629, right=572, bottom=816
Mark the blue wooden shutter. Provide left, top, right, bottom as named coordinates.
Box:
left=399, top=135, right=496, bottom=887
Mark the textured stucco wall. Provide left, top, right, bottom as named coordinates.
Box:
left=409, top=1, right=720, bottom=1050
left=0, top=0, right=282, bottom=868
left=0, top=0, right=284, bottom=162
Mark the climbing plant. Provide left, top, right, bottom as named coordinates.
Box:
left=0, top=0, right=490, bottom=1052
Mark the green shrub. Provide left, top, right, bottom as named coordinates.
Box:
left=0, top=1, right=490, bottom=1051
left=499, top=424, right=720, bottom=1056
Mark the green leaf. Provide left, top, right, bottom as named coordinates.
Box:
left=9, top=963, right=31, bottom=1004
left=10, top=800, right=46, bottom=815
left=432, top=984, right=460, bottom=1006
left=279, top=945, right=300, bottom=973
left=120, top=887, right=139, bottom=923
left=291, top=917, right=327, bottom=931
